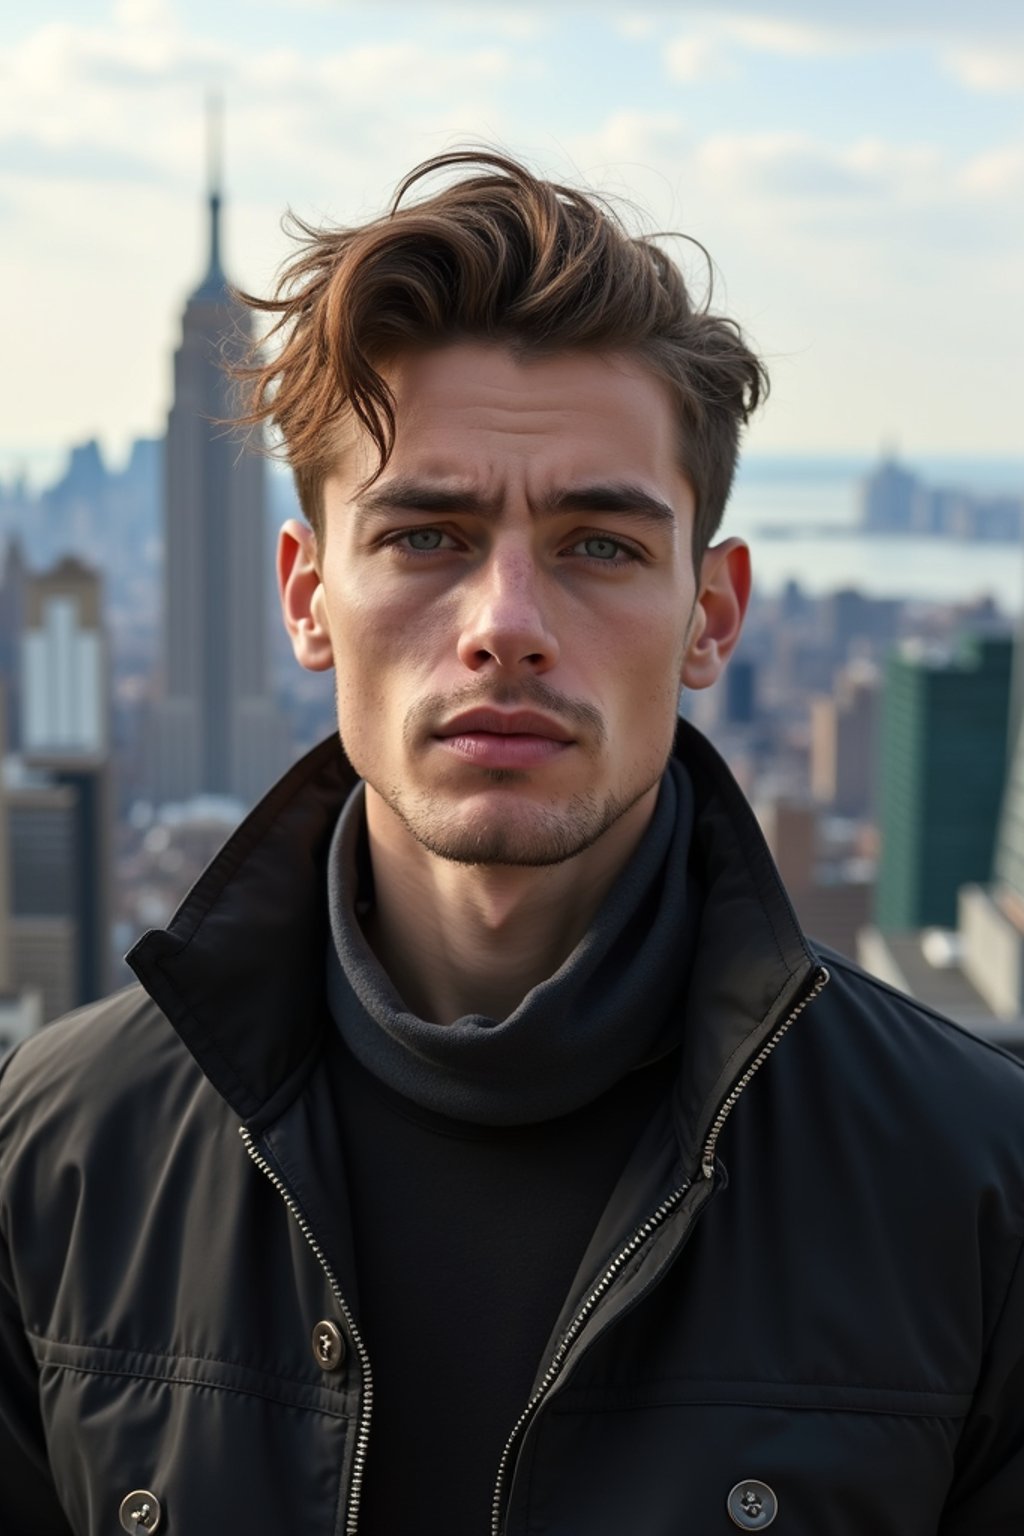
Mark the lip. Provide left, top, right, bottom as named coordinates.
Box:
left=435, top=709, right=575, bottom=743
left=432, top=708, right=576, bottom=769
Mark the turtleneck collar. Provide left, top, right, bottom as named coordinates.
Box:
left=325, top=759, right=701, bottom=1126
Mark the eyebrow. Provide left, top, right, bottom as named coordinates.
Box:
left=353, top=477, right=677, bottom=527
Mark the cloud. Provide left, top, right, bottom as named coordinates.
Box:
left=614, top=16, right=660, bottom=40
left=567, top=111, right=688, bottom=183
left=568, top=113, right=1020, bottom=237
left=659, top=15, right=862, bottom=91
left=960, top=144, right=1024, bottom=194
left=690, top=1, right=1024, bottom=43
left=942, top=46, right=1024, bottom=92
left=660, top=2, right=1024, bottom=76
left=665, top=36, right=734, bottom=83
left=0, top=16, right=525, bottom=193
left=435, top=5, right=549, bottom=40
left=0, top=135, right=162, bottom=181
left=111, top=0, right=177, bottom=26
left=721, top=17, right=841, bottom=55
left=690, top=132, right=948, bottom=208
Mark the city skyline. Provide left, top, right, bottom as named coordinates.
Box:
left=3, top=0, right=1023, bottom=481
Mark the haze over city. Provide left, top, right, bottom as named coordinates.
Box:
left=4, top=0, right=1023, bottom=481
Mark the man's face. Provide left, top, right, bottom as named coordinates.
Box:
left=302, top=342, right=720, bottom=866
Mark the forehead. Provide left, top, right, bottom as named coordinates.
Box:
left=335, top=342, right=684, bottom=490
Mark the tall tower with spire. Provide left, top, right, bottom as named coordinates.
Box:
left=152, top=99, right=289, bottom=807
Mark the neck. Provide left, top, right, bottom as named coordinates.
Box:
left=362, top=785, right=660, bottom=1024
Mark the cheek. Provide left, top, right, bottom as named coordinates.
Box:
left=327, top=586, right=441, bottom=727
left=608, top=608, right=688, bottom=696
left=603, top=613, right=688, bottom=769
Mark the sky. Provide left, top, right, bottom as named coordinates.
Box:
left=3, top=0, right=1023, bottom=483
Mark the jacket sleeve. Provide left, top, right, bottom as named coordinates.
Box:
left=0, top=1045, right=75, bottom=1535
left=938, top=1227, right=1024, bottom=1535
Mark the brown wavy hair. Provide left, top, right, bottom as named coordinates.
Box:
left=233, top=149, right=768, bottom=563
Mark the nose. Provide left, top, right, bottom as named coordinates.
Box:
left=455, top=544, right=559, bottom=676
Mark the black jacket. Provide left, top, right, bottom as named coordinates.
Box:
left=2, top=722, right=1024, bottom=1535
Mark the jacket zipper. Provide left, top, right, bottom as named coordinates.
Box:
left=238, top=966, right=829, bottom=1536
left=239, top=1125, right=373, bottom=1536
left=490, top=1179, right=692, bottom=1536
left=491, top=960, right=830, bottom=1536
left=700, top=963, right=830, bottom=1179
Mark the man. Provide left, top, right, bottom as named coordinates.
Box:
left=2, top=152, right=1024, bottom=1536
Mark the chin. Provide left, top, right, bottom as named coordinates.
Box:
left=392, top=785, right=647, bottom=869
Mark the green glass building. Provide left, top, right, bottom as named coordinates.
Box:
left=875, top=635, right=1013, bottom=931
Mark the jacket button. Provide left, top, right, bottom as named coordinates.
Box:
left=311, top=1319, right=346, bottom=1371
left=118, top=1490, right=162, bottom=1532
left=727, top=1479, right=778, bottom=1529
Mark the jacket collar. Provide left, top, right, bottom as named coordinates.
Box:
left=127, top=720, right=819, bottom=1159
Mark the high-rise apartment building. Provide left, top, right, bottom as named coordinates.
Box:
left=5, top=766, right=80, bottom=1020
left=875, top=635, right=1012, bottom=931
left=151, top=113, right=288, bottom=807
left=8, top=557, right=113, bottom=1016
left=22, top=555, right=106, bottom=758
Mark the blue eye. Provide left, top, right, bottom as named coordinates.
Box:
left=573, top=535, right=635, bottom=561
left=406, top=528, right=446, bottom=551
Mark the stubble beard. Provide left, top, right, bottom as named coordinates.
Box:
left=367, top=766, right=666, bottom=868
left=345, top=675, right=673, bottom=869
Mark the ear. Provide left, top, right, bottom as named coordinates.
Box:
left=278, top=518, right=334, bottom=673
left=680, top=537, right=751, bottom=691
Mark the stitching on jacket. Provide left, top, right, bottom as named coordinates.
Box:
left=550, top=1395, right=969, bottom=1421
left=636, top=1373, right=973, bottom=1399
left=26, top=1332, right=346, bottom=1403
left=548, top=1383, right=972, bottom=1420
left=30, top=1354, right=351, bottom=1420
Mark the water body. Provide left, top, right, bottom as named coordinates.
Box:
left=725, top=458, right=1024, bottom=615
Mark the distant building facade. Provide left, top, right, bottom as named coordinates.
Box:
left=723, top=656, right=756, bottom=726
left=5, top=768, right=80, bottom=1021
left=0, top=538, right=27, bottom=755
left=860, top=456, right=1024, bottom=542
left=875, top=635, right=1012, bottom=931
left=810, top=661, right=879, bottom=818
left=6, top=558, right=114, bottom=1018
left=755, top=796, right=873, bottom=961
left=952, top=628, right=1024, bottom=1021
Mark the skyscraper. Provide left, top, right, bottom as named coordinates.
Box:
left=875, top=635, right=1012, bottom=931
left=9, top=557, right=113, bottom=1016
left=954, top=618, right=1024, bottom=1020
left=152, top=105, right=288, bottom=807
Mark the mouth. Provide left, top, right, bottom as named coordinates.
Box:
left=433, top=708, right=576, bottom=769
